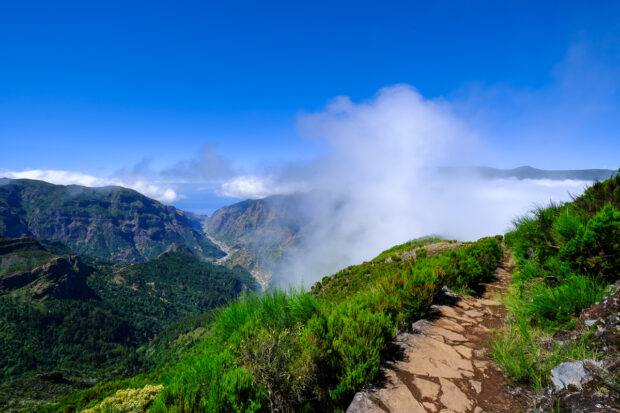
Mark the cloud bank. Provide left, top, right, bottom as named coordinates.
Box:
left=267, top=85, right=596, bottom=286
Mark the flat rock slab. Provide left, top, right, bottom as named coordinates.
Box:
left=346, top=253, right=526, bottom=413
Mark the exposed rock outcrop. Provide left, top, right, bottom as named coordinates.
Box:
left=204, top=192, right=314, bottom=285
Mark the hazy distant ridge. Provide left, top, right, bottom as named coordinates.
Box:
left=438, top=166, right=618, bottom=181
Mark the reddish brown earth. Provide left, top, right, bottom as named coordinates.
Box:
left=347, top=253, right=527, bottom=413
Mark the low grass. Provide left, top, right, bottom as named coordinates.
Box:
left=490, top=318, right=600, bottom=391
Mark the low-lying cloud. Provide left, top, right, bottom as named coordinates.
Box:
left=267, top=85, right=600, bottom=286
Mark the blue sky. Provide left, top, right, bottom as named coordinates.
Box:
left=1, top=1, right=619, bottom=212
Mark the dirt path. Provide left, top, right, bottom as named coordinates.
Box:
left=347, top=253, right=526, bottom=413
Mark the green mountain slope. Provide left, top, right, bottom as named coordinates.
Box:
left=0, top=236, right=257, bottom=411
left=0, top=236, right=59, bottom=276
left=89, top=248, right=258, bottom=341
left=0, top=178, right=224, bottom=263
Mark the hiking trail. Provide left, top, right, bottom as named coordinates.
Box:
left=347, top=252, right=526, bottom=413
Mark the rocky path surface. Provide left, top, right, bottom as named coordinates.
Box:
left=347, top=253, right=526, bottom=413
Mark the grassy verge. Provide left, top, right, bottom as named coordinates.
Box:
left=490, top=277, right=606, bottom=390
left=491, top=173, right=620, bottom=390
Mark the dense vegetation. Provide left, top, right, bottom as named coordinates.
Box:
left=491, top=173, right=620, bottom=389
left=0, top=178, right=224, bottom=263
left=89, top=250, right=257, bottom=341
left=55, top=236, right=503, bottom=412
left=0, top=236, right=58, bottom=276
left=0, top=239, right=257, bottom=412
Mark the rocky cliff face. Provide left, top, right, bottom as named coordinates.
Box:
left=203, top=192, right=314, bottom=285
left=205, top=193, right=311, bottom=241
left=0, top=179, right=224, bottom=263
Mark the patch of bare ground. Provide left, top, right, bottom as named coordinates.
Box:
left=347, top=252, right=527, bottom=413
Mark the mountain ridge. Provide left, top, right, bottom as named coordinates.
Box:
left=0, top=178, right=225, bottom=263
left=437, top=165, right=618, bottom=180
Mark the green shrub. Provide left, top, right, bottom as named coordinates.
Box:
left=560, top=204, right=620, bottom=281
left=82, top=384, right=164, bottom=413
left=551, top=206, right=586, bottom=244
left=237, top=325, right=318, bottom=412
left=573, top=172, right=620, bottom=214
left=151, top=346, right=263, bottom=413
left=396, top=265, right=442, bottom=323
left=324, top=295, right=395, bottom=402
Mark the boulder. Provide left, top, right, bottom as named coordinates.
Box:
left=550, top=360, right=600, bottom=391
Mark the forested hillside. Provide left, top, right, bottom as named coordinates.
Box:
left=0, top=236, right=257, bottom=412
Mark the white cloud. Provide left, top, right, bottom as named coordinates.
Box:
left=472, top=178, right=589, bottom=201
left=1, top=169, right=181, bottom=203
left=4, top=170, right=102, bottom=187
left=218, top=175, right=308, bottom=199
